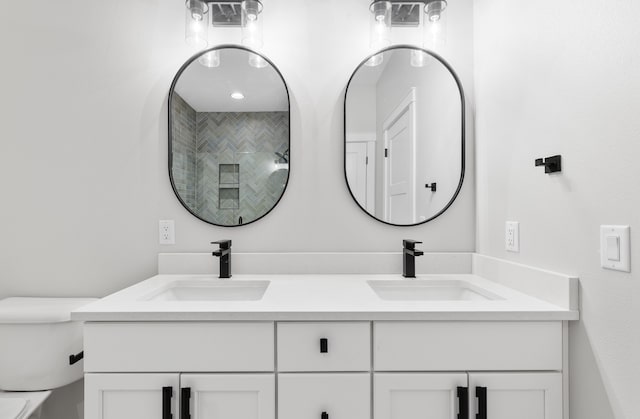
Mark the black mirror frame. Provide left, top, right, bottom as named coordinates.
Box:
left=343, top=45, right=466, bottom=227
left=168, top=45, right=291, bottom=227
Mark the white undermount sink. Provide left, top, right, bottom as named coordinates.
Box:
left=143, top=279, right=270, bottom=301
left=367, top=279, right=503, bottom=301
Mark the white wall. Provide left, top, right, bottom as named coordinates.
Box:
left=0, top=1, right=474, bottom=418
left=474, top=0, right=640, bottom=418
left=345, top=83, right=377, bottom=137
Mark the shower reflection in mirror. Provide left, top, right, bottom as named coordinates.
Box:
left=169, top=47, right=290, bottom=226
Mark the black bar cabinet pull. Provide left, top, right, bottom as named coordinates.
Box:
left=162, top=386, right=173, bottom=419
left=181, top=387, right=191, bottom=419
left=321, top=412, right=329, bottom=419
left=457, top=386, right=469, bottom=419
left=320, top=338, right=328, bottom=353
left=69, top=351, right=84, bottom=365
left=476, top=386, right=487, bottom=419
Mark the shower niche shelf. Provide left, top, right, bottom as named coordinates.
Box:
left=219, top=164, right=240, bottom=209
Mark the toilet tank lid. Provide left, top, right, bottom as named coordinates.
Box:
left=0, top=298, right=97, bottom=324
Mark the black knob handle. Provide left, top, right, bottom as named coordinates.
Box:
left=162, top=387, right=173, bottom=419
left=320, top=338, right=328, bottom=353
left=457, top=386, right=469, bottom=419
left=181, top=387, right=191, bottom=419
left=475, top=386, right=487, bottom=419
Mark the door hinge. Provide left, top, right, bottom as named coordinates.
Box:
left=365, top=156, right=369, bottom=165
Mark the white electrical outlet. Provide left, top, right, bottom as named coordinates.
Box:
left=505, top=221, right=520, bottom=252
left=159, top=220, right=175, bottom=245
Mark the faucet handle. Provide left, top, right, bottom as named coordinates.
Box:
left=403, top=239, right=422, bottom=250
left=211, top=239, right=232, bottom=249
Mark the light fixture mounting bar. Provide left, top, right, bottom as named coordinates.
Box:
left=372, top=1, right=441, bottom=27
left=390, top=2, right=422, bottom=26
left=208, top=1, right=243, bottom=26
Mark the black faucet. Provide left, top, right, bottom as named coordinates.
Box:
left=212, top=240, right=232, bottom=279
left=403, top=239, right=424, bottom=278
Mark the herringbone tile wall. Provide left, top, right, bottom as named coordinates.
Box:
left=196, top=112, right=289, bottom=225
left=171, top=95, right=289, bottom=225
left=171, top=94, right=197, bottom=208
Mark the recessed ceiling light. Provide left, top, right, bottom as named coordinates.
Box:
left=231, top=92, right=245, bottom=100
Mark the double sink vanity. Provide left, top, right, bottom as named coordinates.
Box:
left=73, top=252, right=578, bottom=419
left=83, top=38, right=580, bottom=419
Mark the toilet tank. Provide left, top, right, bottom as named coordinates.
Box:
left=0, top=297, right=96, bottom=391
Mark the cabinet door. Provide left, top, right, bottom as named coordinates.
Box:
left=279, top=373, right=370, bottom=419
left=180, top=374, right=274, bottom=419
left=469, top=373, right=562, bottom=419
left=85, top=373, right=179, bottom=419
left=374, top=373, right=468, bottom=419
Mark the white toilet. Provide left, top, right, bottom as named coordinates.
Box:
left=0, top=297, right=96, bottom=419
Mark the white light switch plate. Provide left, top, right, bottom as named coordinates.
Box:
left=600, top=225, right=630, bottom=272
left=505, top=221, right=520, bottom=252
left=159, top=220, right=175, bottom=245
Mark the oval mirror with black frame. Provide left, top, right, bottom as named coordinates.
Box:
left=344, top=46, right=465, bottom=226
left=169, top=46, right=290, bottom=227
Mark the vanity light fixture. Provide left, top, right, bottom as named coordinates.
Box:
left=410, top=0, right=447, bottom=66
left=364, top=1, right=449, bottom=67
left=230, top=91, right=245, bottom=100
left=423, top=0, right=447, bottom=50
left=184, top=0, right=267, bottom=68
left=366, top=1, right=392, bottom=67
left=185, top=0, right=209, bottom=48
left=241, top=0, right=267, bottom=68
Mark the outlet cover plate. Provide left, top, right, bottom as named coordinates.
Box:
left=505, top=221, right=520, bottom=252
left=600, top=225, right=630, bottom=272
left=159, top=220, right=175, bottom=245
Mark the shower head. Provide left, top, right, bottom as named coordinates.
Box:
left=275, top=149, right=289, bottom=163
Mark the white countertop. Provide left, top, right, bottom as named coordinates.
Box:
left=72, top=274, right=579, bottom=321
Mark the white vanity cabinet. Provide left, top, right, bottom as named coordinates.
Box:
left=374, top=372, right=562, bottom=419
left=468, top=372, right=562, bottom=419
left=179, top=374, right=275, bottom=419
left=374, top=373, right=468, bottom=419
left=373, top=321, right=564, bottom=419
left=85, top=373, right=274, bottom=419
left=85, top=373, right=179, bottom=419
left=83, top=322, right=276, bottom=419
left=83, top=320, right=566, bottom=419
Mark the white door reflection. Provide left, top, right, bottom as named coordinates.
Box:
left=345, top=47, right=464, bottom=225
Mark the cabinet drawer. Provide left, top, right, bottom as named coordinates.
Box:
left=277, top=322, right=370, bottom=371
left=279, top=373, right=370, bottom=419
left=84, top=322, right=274, bottom=372
left=374, top=321, right=562, bottom=371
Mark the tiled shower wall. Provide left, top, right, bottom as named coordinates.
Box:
left=195, top=112, right=289, bottom=225
left=171, top=94, right=197, bottom=208
left=171, top=94, right=289, bottom=225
